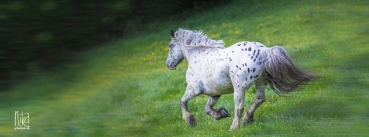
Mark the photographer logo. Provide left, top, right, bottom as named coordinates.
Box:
left=14, top=111, right=30, bottom=130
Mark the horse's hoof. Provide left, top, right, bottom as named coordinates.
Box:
left=242, top=118, right=254, bottom=126
left=213, top=108, right=231, bottom=120
left=230, top=124, right=239, bottom=131
left=220, top=108, right=231, bottom=117
left=187, top=115, right=197, bottom=127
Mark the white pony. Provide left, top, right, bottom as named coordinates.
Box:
left=166, top=28, right=316, bottom=130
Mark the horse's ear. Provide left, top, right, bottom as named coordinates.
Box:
left=170, top=30, right=175, bottom=38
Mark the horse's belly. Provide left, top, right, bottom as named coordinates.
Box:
left=203, top=76, right=234, bottom=96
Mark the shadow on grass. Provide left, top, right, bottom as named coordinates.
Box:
left=334, top=53, right=369, bottom=90
left=280, top=52, right=369, bottom=120
left=282, top=99, right=351, bottom=120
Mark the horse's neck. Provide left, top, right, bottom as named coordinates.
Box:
left=186, top=47, right=222, bottom=63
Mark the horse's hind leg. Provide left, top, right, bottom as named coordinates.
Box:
left=205, top=95, right=231, bottom=120
left=230, top=84, right=250, bottom=130
left=181, top=85, right=200, bottom=127
left=242, top=79, right=267, bottom=126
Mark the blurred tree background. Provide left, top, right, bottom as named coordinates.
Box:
left=0, top=0, right=230, bottom=91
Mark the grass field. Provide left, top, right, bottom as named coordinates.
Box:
left=1, top=0, right=369, bottom=136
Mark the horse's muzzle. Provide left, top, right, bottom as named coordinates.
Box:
left=168, top=67, right=176, bottom=70
left=166, top=61, right=177, bottom=70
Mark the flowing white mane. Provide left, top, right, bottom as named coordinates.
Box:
left=173, top=28, right=225, bottom=49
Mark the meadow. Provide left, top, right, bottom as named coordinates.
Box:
left=1, top=0, right=369, bottom=136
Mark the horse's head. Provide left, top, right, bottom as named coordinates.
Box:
left=166, top=30, right=185, bottom=70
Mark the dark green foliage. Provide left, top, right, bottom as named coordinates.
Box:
left=0, top=0, right=231, bottom=91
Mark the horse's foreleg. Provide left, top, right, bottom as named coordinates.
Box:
left=181, top=86, right=200, bottom=127
left=242, top=80, right=266, bottom=126
left=230, top=88, right=246, bottom=130
left=205, top=95, right=230, bottom=120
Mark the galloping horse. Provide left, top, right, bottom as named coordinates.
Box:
left=165, top=28, right=316, bottom=130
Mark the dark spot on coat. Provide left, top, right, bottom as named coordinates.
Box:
left=251, top=56, right=253, bottom=59
left=248, top=68, right=250, bottom=73
left=237, top=44, right=241, bottom=46
left=250, top=76, right=253, bottom=79
left=252, top=68, right=256, bottom=72
left=248, top=47, right=251, bottom=51
left=253, top=59, right=256, bottom=62
left=254, top=75, right=259, bottom=78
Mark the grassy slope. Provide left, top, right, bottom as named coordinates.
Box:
left=1, top=0, right=369, bottom=136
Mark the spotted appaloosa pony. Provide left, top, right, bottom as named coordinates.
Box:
left=166, top=28, right=316, bottom=130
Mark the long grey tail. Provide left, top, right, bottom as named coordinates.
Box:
left=261, top=46, right=317, bottom=94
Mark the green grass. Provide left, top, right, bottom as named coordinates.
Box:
left=1, top=0, right=369, bottom=136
